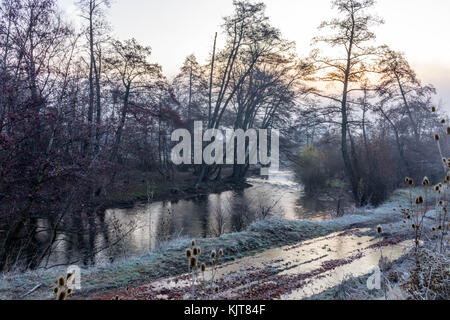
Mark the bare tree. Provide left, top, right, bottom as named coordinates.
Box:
left=104, top=38, right=162, bottom=163
left=77, top=0, right=111, bottom=155
left=173, top=54, right=208, bottom=123
left=196, top=0, right=296, bottom=187
left=310, top=0, right=383, bottom=205
left=376, top=45, right=436, bottom=139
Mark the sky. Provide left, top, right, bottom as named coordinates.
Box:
left=58, top=0, right=450, bottom=108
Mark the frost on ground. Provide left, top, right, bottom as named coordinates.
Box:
left=0, top=189, right=446, bottom=300
left=92, top=229, right=413, bottom=300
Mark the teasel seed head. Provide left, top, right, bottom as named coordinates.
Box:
left=422, top=177, right=430, bottom=186
left=186, top=249, right=192, bottom=258
left=58, top=276, right=66, bottom=287
left=191, top=240, right=196, bottom=247
left=214, top=287, right=219, bottom=293
left=190, top=257, right=198, bottom=268
left=376, top=225, right=382, bottom=234
left=447, top=127, right=450, bottom=135
left=197, top=247, right=201, bottom=255
left=406, top=214, right=411, bottom=219
left=57, top=291, right=68, bottom=301
left=211, top=250, right=217, bottom=259
left=415, top=196, right=424, bottom=205
left=432, top=106, right=437, bottom=112
left=438, top=225, right=442, bottom=230
left=193, top=248, right=199, bottom=256
left=435, top=134, right=440, bottom=141
left=432, top=227, right=436, bottom=232
left=412, top=224, right=416, bottom=230
left=218, top=249, right=224, bottom=257
left=441, top=119, right=446, bottom=124
left=435, top=185, right=440, bottom=192
left=67, top=288, right=73, bottom=295
left=201, top=263, right=206, bottom=272
left=53, top=287, right=59, bottom=294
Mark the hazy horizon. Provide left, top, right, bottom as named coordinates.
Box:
left=58, top=0, right=450, bottom=109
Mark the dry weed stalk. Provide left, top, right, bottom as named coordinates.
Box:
left=184, top=240, right=224, bottom=299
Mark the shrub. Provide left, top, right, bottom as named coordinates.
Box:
left=293, top=145, right=328, bottom=193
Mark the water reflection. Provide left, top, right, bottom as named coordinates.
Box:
left=47, top=170, right=350, bottom=266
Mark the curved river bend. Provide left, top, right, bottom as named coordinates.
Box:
left=48, top=170, right=346, bottom=267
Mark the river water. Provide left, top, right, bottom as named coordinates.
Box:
left=47, top=170, right=349, bottom=267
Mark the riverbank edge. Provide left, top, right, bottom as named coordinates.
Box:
left=99, top=179, right=254, bottom=211
left=0, top=190, right=415, bottom=300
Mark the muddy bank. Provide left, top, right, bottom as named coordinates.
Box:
left=101, top=179, right=253, bottom=211
left=97, top=168, right=253, bottom=211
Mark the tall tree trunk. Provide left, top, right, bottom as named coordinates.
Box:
left=377, top=106, right=411, bottom=176
left=110, top=83, right=131, bottom=163
left=341, top=13, right=360, bottom=205
left=395, top=71, right=419, bottom=140
left=86, top=6, right=95, bottom=156
left=188, top=61, right=192, bottom=122
left=196, top=32, right=217, bottom=189
left=94, top=48, right=102, bottom=155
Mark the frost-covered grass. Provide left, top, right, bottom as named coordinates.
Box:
left=307, top=189, right=448, bottom=301
left=0, top=189, right=418, bottom=300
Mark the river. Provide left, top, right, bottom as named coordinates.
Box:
left=46, top=170, right=350, bottom=267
